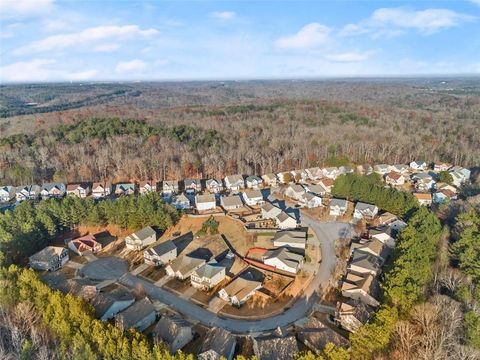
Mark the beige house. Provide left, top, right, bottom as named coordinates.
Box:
left=166, top=256, right=206, bottom=280
left=29, top=246, right=69, bottom=271
left=219, top=277, right=262, bottom=306
left=341, top=271, right=380, bottom=307
left=190, top=263, right=226, bottom=290
left=154, top=314, right=194, bottom=353
left=335, top=300, right=374, bottom=333
left=125, top=226, right=156, bottom=251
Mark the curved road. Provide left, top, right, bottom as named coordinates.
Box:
left=119, top=213, right=354, bottom=334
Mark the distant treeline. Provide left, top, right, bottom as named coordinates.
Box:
left=0, top=192, right=178, bottom=267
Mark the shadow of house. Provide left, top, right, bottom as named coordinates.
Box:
left=172, top=232, right=194, bottom=256
left=94, top=230, right=117, bottom=248
left=285, top=207, right=300, bottom=222
left=188, top=247, right=213, bottom=262
left=261, top=188, right=272, bottom=199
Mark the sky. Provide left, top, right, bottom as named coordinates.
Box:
left=1, top=0, right=480, bottom=82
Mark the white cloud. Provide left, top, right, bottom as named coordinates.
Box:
left=341, top=7, right=474, bottom=37
left=65, top=70, right=97, bottom=81
left=13, top=25, right=158, bottom=55
left=275, top=23, right=332, bottom=49
left=0, top=58, right=56, bottom=82
left=324, top=51, right=373, bottom=62
left=210, top=11, right=236, bottom=20
left=470, top=0, right=480, bottom=6
left=1, top=0, right=55, bottom=19
left=115, top=59, right=148, bottom=73
left=94, top=43, right=120, bottom=52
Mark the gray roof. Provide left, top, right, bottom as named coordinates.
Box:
left=253, top=335, right=298, bottom=360
left=350, top=250, right=382, bottom=272
left=200, top=327, right=236, bottom=358
left=196, top=194, right=216, bottom=204
left=184, top=179, right=200, bottom=187
left=225, top=174, right=244, bottom=185
left=288, top=184, right=305, bottom=194
left=91, top=285, right=135, bottom=318
left=29, top=246, right=67, bottom=263
left=148, top=240, right=176, bottom=256
left=307, top=184, right=327, bottom=194
left=297, top=317, right=349, bottom=350
left=193, top=263, right=225, bottom=279
left=276, top=211, right=295, bottom=223
left=154, top=314, right=192, bottom=343
left=115, top=298, right=155, bottom=329
left=330, top=198, right=347, bottom=208
left=168, top=256, right=206, bottom=275
left=206, top=179, right=222, bottom=187
left=355, top=202, right=377, bottom=212
left=133, top=226, right=156, bottom=241
left=246, top=175, right=262, bottom=182
left=243, top=189, right=263, bottom=199
left=41, top=182, right=66, bottom=192
left=273, top=230, right=307, bottom=245
left=264, top=248, right=303, bottom=269
left=221, top=195, right=243, bottom=207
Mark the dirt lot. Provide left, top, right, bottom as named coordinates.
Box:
left=160, top=215, right=255, bottom=256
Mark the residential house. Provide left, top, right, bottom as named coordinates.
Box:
left=369, top=228, right=396, bottom=248
left=385, top=171, right=405, bottom=186
left=114, top=183, right=135, bottom=196
left=350, top=238, right=389, bottom=263
left=335, top=300, right=375, bottom=333
left=290, top=170, right=303, bottom=183
left=262, top=173, right=279, bottom=187
left=317, top=178, right=334, bottom=193
left=115, top=298, right=156, bottom=331
left=162, top=180, right=179, bottom=195
left=276, top=171, right=293, bottom=184
left=224, top=175, right=245, bottom=191
left=339, top=165, right=354, bottom=175
left=412, top=173, right=435, bottom=191
left=300, top=192, right=322, bottom=208
left=299, top=169, right=310, bottom=182
left=139, top=180, right=157, bottom=194
left=273, top=230, right=307, bottom=250
left=29, top=246, right=69, bottom=271
left=166, top=256, right=206, bottom=280
left=172, top=193, right=191, bottom=210
left=191, top=263, right=226, bottom=290
left=410, top=160, right=428, bottom=171
left=195, top=194, right=217, bottom=211
left=91, top=284, right=135, bottom=321
left=305, top=183, right=328, bottom=197
left=41, top=182, right=66, bottom=199
left=66, top=182, right=91, bottom=198
left=284, top=184, right=305, bottom=201
left=433, top=188, right=457, bottom=204
left=348, top=250, right=382, bottom=276
left=391, top=164, right=409, bottom=174
left=252, top=334, right=298, bottom=360
left=357, top=164, right=373, bottom=175
left=125, top=226, right=157, bottom=251
left=296, top=317, right=349, bottom=354
left=246, top=175, right=263, bottom=189
left=434, top=162, right=452, bottom=172
left=242, top=189, right=264, bottom=206
left=275, top=211, right=297, bottom=229
left=450, top=167, right=471, bottom=186
left=198, top=327, right=236, bottom=360
left=15, top=185, right=41, bottom=201
left=263, top=247, right=303, bottom=274
left=261, top=202, right=282, bottom=220
left=220, top=194, right=243, bottom=211
left=414, top=192, right=433, bottom=206
left=206, top=179, right=223, bottom=194
left=322, top=167, right=339, bottom=179
left=353, top=202, right=379, bottom=220
left=329, top=198, right=348, bottom=216
left=184, top=179, right=201, bottom=194
left=389, top=219, right=408, bottom=233
left=0, top=186, right=14, bottom=203
left=219, top=276, right=262, bottom=306
left=92, top=182, right=112, bottom=198
left=144, top=240, right=177, bottom=266
left=341, top=271, right=380, bottom=307
left=305, top=167, right=322, bottom=180
left=67, top=234, right=102, bottom=255
left=373, top=164, right=391, bottom=175
left=154, top=314, right=194, bottom=354
left=377, top=212, right=398, bottom=226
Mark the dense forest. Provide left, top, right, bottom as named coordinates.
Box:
left=1, top=79, right=479, bottom=185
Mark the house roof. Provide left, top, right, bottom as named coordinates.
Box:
left=225, top=174, right=244, bottom=184
left=374, top=164, right=390, bottom=171
left=69, top=235, right=99, bottom=252
left=29, top=246, right=66, bottom=263
left=148, top=240, right=176, bottom=257
left=115, top=183, right=135, bottom=191
left=139, top=180, right=156, bottom=187
left=243, top=189, right=263, bottom=199
left=253, top=335, right=298, bottom=360
left=264, top=247, right=303, bottom=269
left=154, top=314, right=192, bottom=344
left=306, top=184, right=327, bottom=194
left=392, top=164, right=408, bottom=171
left=319, top=178, right=334, bottom=187
left=356, top=239, right=389, bottom=259
left=184, top=179, right=200, bottom=187
left=262, top=173, right=277, bottom=181
left=273, top=230, right=307, bottom=245
left=337, top=300, right=374, bottom=323
left=91, top=285, right=135, bottom=318
left=342, top=271, right=379, bottom=297
left=297, top=317, right=349, bottom=350
left=222, top=277, right=261, bottom=300
left=330, top=198, right=347, bottom=208
left=196, top=194, right=216, bottom=204
left=386, top=171, right=403, bottom=181
left=42, top=182, right=66, bottom=192
left=175, top=193, right=190, bottom=203
left=303, top=192, right=320, bottom=202
left=115, top=298, right=155, bottom=329
left=350, top=250, right=382, bottom=272
left=193, top=263, right=225, bottom=279
left=221, top=195, right=243, bottom=207
left=206, top=178, right=222, bottom=187
left=67, top=182, right=90, bottom=191
left=163, top=180, right=179, bottom=187
left=275, top=211, right=295, bottom=224
left=246, top=175, right=262, bottom=183
left=92, top=182, right=111, bottom=189
left=355, top=202, right=377, bottom=212
left=414, top=193, right=432, bottom=201
left=168, top=256, right=205, bottom=275
left=288, top=184, right=305, bottom=194
left=200, top=327, right=236, bottom=358
left=131, top=226, right=156, bottom=241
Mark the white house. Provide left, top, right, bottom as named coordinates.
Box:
left=261, top=174, right=278, bottom=187
left=385, top=171, right=405, bottom=186
left=114, top=183, right=135, bottom=196
left=305, top=167, right=322, bottom=180
left=301, top=193, right=322, bottom=208
left=391, top=164, right=409, bottom=174
left=261, top=202, right=282, bottom=220
left=339, top=166, right=354, bottom=175
left=219, top=277, right=262, bottom=306
left=353, top=202, right=379, bottom=220
left=410, top=160, right=428, bottom=171
left=245, top=175, right=263, bottom=189
left=172, top=193, right=191, bottom=210
left=322, top=167, right=339, bottom=179
left=166, top=256, right=206, bottom=280
left=162, top=180, right=179, bottom=195
left=184, top=179, right=201, bottom=194
left=195, top=194, right=217, bottom=211
left=190, top=263, right=226, bottom=290
left=15, top=185, right=41, bottom=202
left=276, top=171, right=293, bottom=184
left=284, top=184, right=305, bottom=201
left=273, top=230, right=307, bottom=249
left=450, top=167, right=471, bottom=187
left=220, top=194, right=243, bottom=211
left=29, top=246, right=69, bottom=271
left=115, top=298, right=156, bottom=332
left=413, top=193, right=432, bottom=206
left=125, top=226, right=157, bottom=251
left=373, top=164, right=391, bottom=175
left=242, top=189, right=264, bottom=206
left=275, top=211, right=297, bottom=229
left=224, top=175, right=245, bottom=191
left=305, top=184, right=328, bottom=197
left=139, top=180, right=157, bottom=194
left=330, top=198, right=348, bottom=216
left=41, top=183, right=66, bottom=199
left=262, top=247, right=304, bottom=274
left=434, top=163, right=452, bottom=172
left=341, top=272, right=380, bottom=308
left=206, top=179, right=223, bottom=194
left=92, top=182, right=111, bottom=198
left=66, top=183, right=91, bottom=198
left=144, top=240, right=177, bottom=266
left=154, top=314, right=194, bottom=354
left=0, top=186, right=15, bottom=203
left=91, top=285, right=135, bottom=321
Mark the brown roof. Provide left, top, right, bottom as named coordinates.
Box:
left=320, top=178, right=334, bottom=187
left=414, top=193, right=432, bottom=200
left=386, top=171, right=402, bottom=181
